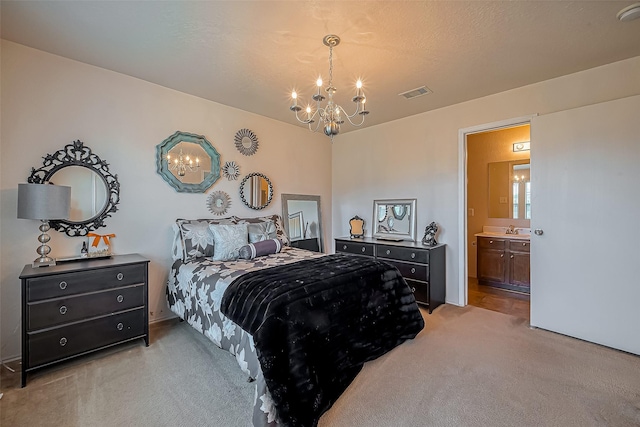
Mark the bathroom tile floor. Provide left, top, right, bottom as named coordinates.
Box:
left=468, top=277, right=530, bottom=322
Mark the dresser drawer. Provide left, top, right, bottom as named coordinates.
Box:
left=509, top=240, right=530, bottom=253
left=27, top=264, right=146, bottom=302
left=28, top=308, right=145, bottom=368
left=477, top=237, right=506, bottom=250
left=406, top=279, right=429, bottom=306
left=387, top=260, right=428, bottom=282
left=28, top=285, right=145, bottom=331
left=335, top=241, right=375, bottom=257
left=377, top=245, right=428, bottom=264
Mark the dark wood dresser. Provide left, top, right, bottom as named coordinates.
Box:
left=19, top=253, right=149, bottom=386
left=335, top=237, right=446, bottom=313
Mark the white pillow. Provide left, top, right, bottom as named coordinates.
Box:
left=209, top=223, right=249, bottom=261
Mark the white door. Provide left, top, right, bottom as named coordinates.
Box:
left=530, top=95, right=640, bottom=355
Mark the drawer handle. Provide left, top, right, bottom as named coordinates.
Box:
left=117, top=294, right=124, bottom=303
left=117, top=272, right=124, bottom=281
left=411, top=268, right=416, bottom=274
left=500, top=254, right=504, bottom=258
left=511, top=255, right=514, bottom=259
left=343, top=245, right=347, bottom=250
left=59, top=305, right=68, bottom=315
left=386, top=250, right=390, bottom=255
left=411, top=253, right=416, bottom=259
left=411, top=287, right=416, bottom=293
left=489, top=240, right=493, bottom=244
left=59, top=281, right=68, bottom=290
left=59, top=337, right=67, bottom=347
left=117, top=322, right=124, bottom=331
left=361, top=247, right=366, bottom=253
left=523, top=242, right=527, bottom=246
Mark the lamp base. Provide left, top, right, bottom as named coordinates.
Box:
left=32, top=256, right=56, bottom=268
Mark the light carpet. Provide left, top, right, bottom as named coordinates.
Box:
left=1, top=304, right=639, bottom=426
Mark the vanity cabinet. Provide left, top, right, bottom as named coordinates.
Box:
left=335, top=237, right=446, bottom=313
left=20, top=254, right=149, bottom=386
left=477, top=237, right=530, bottom=292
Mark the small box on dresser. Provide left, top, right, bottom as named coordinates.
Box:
left=19, top=253, right=150, bottom=387
left=335, top=237, right=446, bottom=313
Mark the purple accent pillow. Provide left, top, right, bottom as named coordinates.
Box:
left=238, top=239, right=282, bottom=260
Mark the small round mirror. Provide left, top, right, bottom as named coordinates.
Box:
left=234, top=128, right=259, bottom=156
left=207, top=191, right=231, bottom=216
left=240, top=172, right=273, bottom=210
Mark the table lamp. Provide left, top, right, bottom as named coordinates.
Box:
left=17, top=183, right=71, bottom=267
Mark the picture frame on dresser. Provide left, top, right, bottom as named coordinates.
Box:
left=19, top=254, right=150, bottom=387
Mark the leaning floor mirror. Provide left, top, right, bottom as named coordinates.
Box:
left=281, top=194, right=323, bottom=252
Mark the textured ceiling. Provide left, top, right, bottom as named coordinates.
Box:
left=2, top=1, right=640, bottom=135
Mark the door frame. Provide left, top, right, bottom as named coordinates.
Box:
left=457, top=114, right=537, bottom=306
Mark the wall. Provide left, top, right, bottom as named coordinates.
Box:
left=467, top=125, right=530, bottom=277
left=0, top=41, right=331, bottom=361
left=332, top=55, right=640, bottom=306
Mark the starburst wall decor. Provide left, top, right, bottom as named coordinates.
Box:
left=222, top=161, right=240, bottom=180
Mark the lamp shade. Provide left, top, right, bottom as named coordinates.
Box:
left=17, top=183, right=71, bottom=220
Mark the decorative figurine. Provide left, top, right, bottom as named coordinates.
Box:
left=421, top=221, right=439, bottom=246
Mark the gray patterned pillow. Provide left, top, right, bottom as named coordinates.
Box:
left=248, top=220, right=276, bottom=243
left=175, top=217, right=236, bottom=261
left=235, top=215, right=290, bottom=246
left=209, top=223, right=249, bottom=261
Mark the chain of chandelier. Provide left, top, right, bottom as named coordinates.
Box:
left=289, top=35, right=369, bottom=141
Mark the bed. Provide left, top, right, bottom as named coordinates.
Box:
left=166, top=215, right=424, bottom=426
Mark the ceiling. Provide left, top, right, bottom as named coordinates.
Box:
left=2, top=1, right=640, bottom=134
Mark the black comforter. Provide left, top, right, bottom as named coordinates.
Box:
left=221, top=253, right=424, bottom=427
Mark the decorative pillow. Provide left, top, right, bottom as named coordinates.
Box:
left=235, top=215, right=290, bottom=246
left=248, top=220, right=276, bottom=243
left=238, top=238, right=282, bottom=260
left=209, top=223, right=249, bottom=261
left=171, top=223, right=184, bottom=261
left=176, top=217, right=236, bottom=261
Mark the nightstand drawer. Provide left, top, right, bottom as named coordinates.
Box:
left=28, top=285, right=145, bottom=331
left=387, top=260, right=428, bottom=281
left=27, top=264, right=146, bottom=302
left=377, top=245, right=428, bottom=264
left=335, top=241, right=375, bottom=257
left=28, top=308, right=145, bottom=368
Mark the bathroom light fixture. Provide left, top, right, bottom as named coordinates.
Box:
left=617, top=2, right=640, bottom=21
left=289, top=35, right=369, bottom=141
left=513, top=141, right=530, bottom=152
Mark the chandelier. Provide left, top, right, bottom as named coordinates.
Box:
left=289, top=35, right=369, bottom=141
left=166, top=149, right=200, bottom=177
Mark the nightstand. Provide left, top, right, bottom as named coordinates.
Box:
left=19, top=254, right=149, bottom=387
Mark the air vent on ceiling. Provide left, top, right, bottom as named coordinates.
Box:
left=398, top=86, right=432, bottom=99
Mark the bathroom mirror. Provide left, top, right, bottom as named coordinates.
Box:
left=156, top=131, right=221, bottom=193
left=27, top=140, right=120, bottom=236
left=488, top=160, right=531, bottom=219
left=281, top=194, right=323, bottom=252
left=372, top=199, right=417, bottom=242
left=240, top=172, right=273, bottom=210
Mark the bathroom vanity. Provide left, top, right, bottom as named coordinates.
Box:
left=476, top=231, right=530, bottom=293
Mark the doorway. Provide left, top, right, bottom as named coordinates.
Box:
left=457, top=116, right=535, bottom=320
